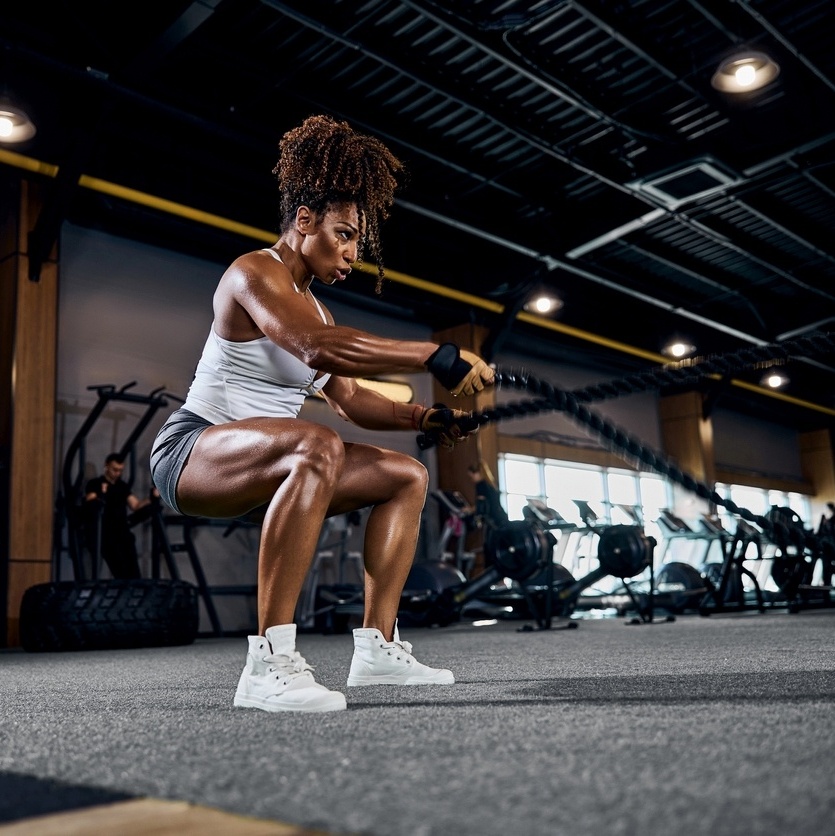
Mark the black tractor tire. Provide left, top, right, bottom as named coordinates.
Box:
left=19, top=579, right=199, bottom=652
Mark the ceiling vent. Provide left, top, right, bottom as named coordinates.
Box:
left=627, top=158, right=741, bottom=208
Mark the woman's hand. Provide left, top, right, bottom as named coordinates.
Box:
left=417, top=405, right=480, bottom=449
left=425, top=344, right=495, bottom=397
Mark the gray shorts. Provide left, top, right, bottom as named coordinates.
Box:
left=150, top=408, right=212, bottom=514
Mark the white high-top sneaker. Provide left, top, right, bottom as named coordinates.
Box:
left=347, top=621, right=455, bottom=686
left=234, top=624, right=347, bottom=712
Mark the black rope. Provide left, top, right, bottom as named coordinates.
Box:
left=568, top=330, right=835, bottom=404
left=494, top=377, right=832, bottom=558
left=420, top=330, right=835, bottom=561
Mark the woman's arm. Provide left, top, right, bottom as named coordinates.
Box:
left=320, top=375, right=425, bottom=431
left=217, top=252, right=494, bottom=393
left=224, top=255, right=437, bottom=375
left=321, top=375, right=479, bottom=448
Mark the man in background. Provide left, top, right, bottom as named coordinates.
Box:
left=84, top=453, right=157, bottom=579
left=467, top=462, right=509, bottom=531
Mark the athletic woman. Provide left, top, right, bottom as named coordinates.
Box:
left=151, top=114, right=494, bottom=712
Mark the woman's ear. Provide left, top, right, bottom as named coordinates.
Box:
left=295, top=205, right=314, bottom=235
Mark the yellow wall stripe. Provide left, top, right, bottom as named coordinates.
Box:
left=2, top=147, right=833, bottom=418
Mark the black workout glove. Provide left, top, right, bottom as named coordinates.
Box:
left=425, top=343, right=495, bottom=397
left=417, top=404, right=480, bottom=450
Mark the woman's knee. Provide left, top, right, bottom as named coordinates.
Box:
left=387, top=451, right=429, bottom=496
left=285, top=424, right=345, bottom=476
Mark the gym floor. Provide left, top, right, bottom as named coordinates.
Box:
left=1, top=609, right=834, bottom=836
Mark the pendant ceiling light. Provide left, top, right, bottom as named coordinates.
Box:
left=711, top=50, right=781, bottom=94
left=0, top=97, right=36, bottom=143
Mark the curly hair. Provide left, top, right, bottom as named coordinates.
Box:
left=273, top=114, right=405, bottom=293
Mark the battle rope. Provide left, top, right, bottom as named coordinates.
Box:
left=419, top=329, right=835, bottom=561
left=539, top=329, right=835, bottom=405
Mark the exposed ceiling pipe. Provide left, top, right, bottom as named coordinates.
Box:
left=401, top=195, right=835, bottom=375
left=733, top=0, right=835, bottom=94
left=730, top=195, right=835, bottom=272
left=565, top=209, right=666, bottom=258
left=260, top=1, right=835, bottom=326
left=396, top=0, right=624, bottom=122
left=259, top=0, right=643, bottom=198
left=398, top=197, right=772, bottom=346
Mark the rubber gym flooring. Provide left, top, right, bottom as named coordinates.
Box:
left=1, top=609, right=834, bottom=836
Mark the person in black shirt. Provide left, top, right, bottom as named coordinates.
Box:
left=467, top=462, right=508, bottom=532
left=819, top=502, right=835, bottom=538
left=84, top=453, right=156, bottom=579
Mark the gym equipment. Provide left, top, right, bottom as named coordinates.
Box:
left=417, top=348, right=835, bottom=617
left=295, top=511, right=366, bottom=634
left=652, top=561, right=707, bottom=614
left=628, top=509, right=715, bottom=614
left=655, top=509, right=726, bottom=567
left=150, top=514, right=259, bottom=637
left=431, top=490, right=476, bottom=576
left=19, top=578, right=198, bottom=652
left=698, top=507, right=833, bottom=615
left=399, top=499, right=656, bottom=630
left=30, top=383, right=202, bottom=652
left=57, top=381, right=173, bottom=581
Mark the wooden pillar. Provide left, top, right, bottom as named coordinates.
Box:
left=800, top=429, right=835, bottom=503
left=429, top=324, right=498, bottom=575
left=1, top=176, right=58, bottom=647
left=430, top=323, right=497, bottom=502
left=659, top=391, right=715, bottom=515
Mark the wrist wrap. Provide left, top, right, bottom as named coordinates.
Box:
left=425, top=343, right=471, bottom=390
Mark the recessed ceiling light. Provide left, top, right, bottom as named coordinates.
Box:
left=662, top=339, right=696, bottom=359
left=523, top=293, right=563, bottom=316
left=711, top=51, right=780, bottom=94
left=0, top=98, right=36, bottom=143
left=761, top=369, right=789, bottom=389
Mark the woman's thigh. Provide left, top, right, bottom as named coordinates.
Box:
left=175, top=417, right=344, bottom=518
left=326, top=442, right=428, bottom=516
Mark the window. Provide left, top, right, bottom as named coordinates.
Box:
left=497, top=454, right=673, bottom=581
left=498, top=454, right=672, bottom=536
left=497, top=453, right=813, bottom=575
left=713, top=482, right=810, bottom=527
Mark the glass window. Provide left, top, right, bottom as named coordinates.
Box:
left=500, top=456, right=542, bottom=521
left=714, top=482, right=811, bottom=539
left=544, top=462, right=605, bottom=526
left=497, top=456, right=813, bottom=567
left=730, top=485, right=768, bottom=519
left=498, top=454, right=675, bottom=534
left=607, top=469, right=640, bottom=526
left=639, top=473, right=669, bottom=544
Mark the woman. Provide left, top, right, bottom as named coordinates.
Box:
left=151, top=114, right=494, bottom=713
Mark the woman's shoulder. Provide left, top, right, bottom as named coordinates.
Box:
left=231, top=247, right=284, bottom=269
left=223, top=248, right=290, bottom=287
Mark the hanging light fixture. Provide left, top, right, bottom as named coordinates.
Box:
left=711, top=50, right=781, bottom=94
left=760, top=368, right=790, bottom=389
left=0, top=45, right=37, bottom=143
left=0, top=96, right=36, bottom=143
left=522, top=289, right=563, bottom=316
left=661, top=337, right=697, bottom=360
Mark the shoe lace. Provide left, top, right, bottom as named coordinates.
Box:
left=264, top=650, right=314, bottom=677
left=394, top=639, right=413, bottom=655
left=381, top=638, right=413, bottom=660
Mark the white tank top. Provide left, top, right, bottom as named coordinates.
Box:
left=183, top=249, right=332, bottom=424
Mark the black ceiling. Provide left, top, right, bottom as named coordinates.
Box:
left=3, top=0, right=835, bottom=432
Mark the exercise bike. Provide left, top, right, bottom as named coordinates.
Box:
left=399, top=499, right=657, bottom=630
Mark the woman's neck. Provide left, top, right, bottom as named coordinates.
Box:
left=275, top=239, right=313, bottom=294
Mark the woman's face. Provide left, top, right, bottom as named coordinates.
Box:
left=300, top=202, right=364, bottom=285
